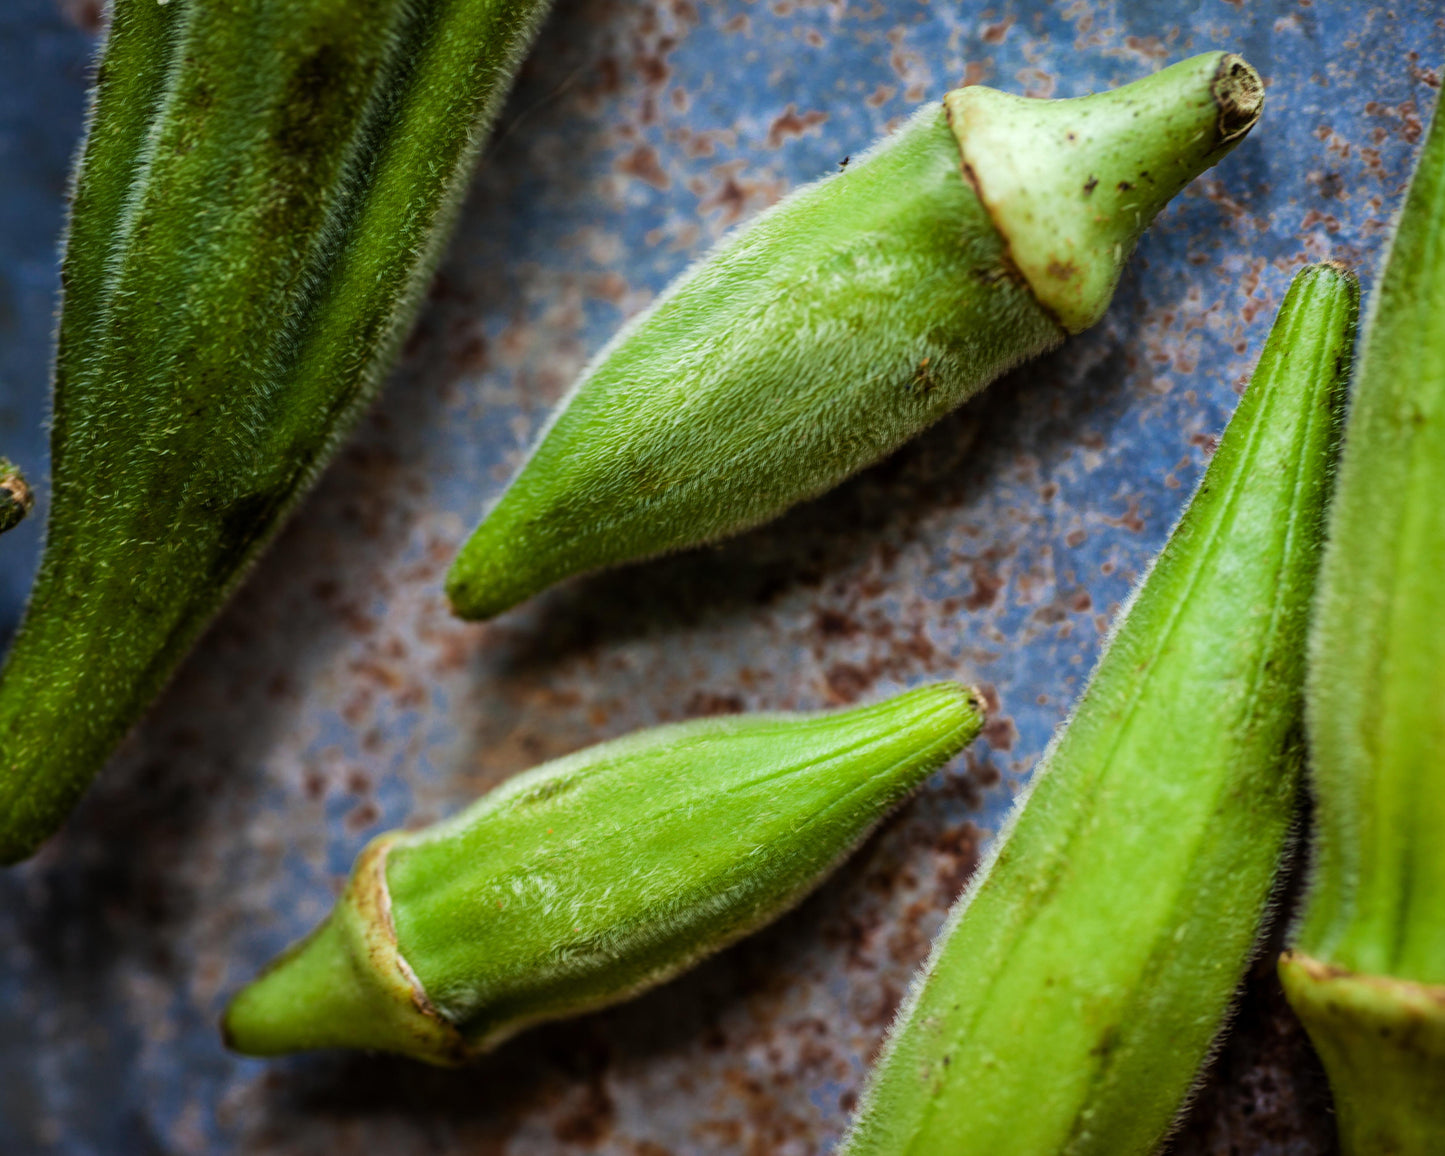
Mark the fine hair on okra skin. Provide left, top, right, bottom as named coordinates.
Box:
left=446, top=52, right=1265, bottom=621
left=838, top=264, right=1358, bottom=1156
left=222, top=683, right=984, bottom=1066
left=1279, top=81, right=1445, bottom=1155
left=0, top=0, right=556, bottom=863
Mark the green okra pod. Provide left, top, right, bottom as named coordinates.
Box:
left=0, top=460, right=32, bottom=536
left=223, top=682, right=984, bottom=1065
left=0, top=0, right=555, bottom=862
left=839, top=264, right=1358, bottom=1156
left=447, top=52, right=1264, bottom=620
left=1280, top=86, right=1445, bottom=1156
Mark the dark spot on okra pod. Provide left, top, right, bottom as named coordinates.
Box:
left=222, top=683, right=985, bottom=1066
left=446, top=52, right=1264, bottom=621
left=838, top=264, right=1358, bottom=1156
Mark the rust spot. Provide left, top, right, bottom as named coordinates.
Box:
left=933, top=821, right=980, bottom=903
left=1301, top=208, right=1342, bottom=234
left=685, top=691, right=746, bottom=716
left=553, top=1079, right=616, bottom=1145
left=825, top=663, right=871, bottom=704
left=766, top=104, right=828, bottom=149
left=960, top=60, right=991, bottom=87
left=617, top=145, right=670, bottom=190
left=1102, top=496, right=1146, bottom=534
left=57, top=0, right=104, bottom=33
left=815, top=609, right=861, bottom=639
left=981, top=15, right=1014, bottom=43
left=963, top=552, right=1004, bottom=610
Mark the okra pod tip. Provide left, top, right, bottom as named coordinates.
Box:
left=224, top=682, right=985, bottom=1065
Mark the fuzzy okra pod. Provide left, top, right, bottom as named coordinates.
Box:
left=1279, top=90, right=1445, bottom=1156
left=447, top=52, right=1264, bottom=620
left=0, top=0, right=554, bottom=862
left=839, top=265, right=1358, bottom=1156
left=0, top=460, right=32, bottom=536
left=223, top=683, right=983, bottom=1065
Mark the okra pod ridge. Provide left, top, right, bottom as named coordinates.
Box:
left=840, top=263, right=1356, bottom=1156
left=1285, top=82, right=1445, bottom=1155
left=224, top=683, right=984, bottom=1065
left=446, top=52, right=1263, bottom=621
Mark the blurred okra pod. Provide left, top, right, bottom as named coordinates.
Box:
left=840, top=264, right=1357, bottom=1156
left=448, top=52, right=1264, bottom=620
left=0, top=0, right=553, bottom=861
left=223, top=683, right=983, bottom=1065
left=1280, top=87, right=1445, bottom=1155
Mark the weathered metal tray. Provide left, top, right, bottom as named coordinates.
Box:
left=1, top=0, right=1439, bottom=1151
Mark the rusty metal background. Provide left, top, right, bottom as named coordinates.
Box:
left=1, top=0, right=1440, bottom=1152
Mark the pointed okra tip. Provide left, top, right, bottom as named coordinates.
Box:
left=223, top=837, right=470, bottom=1066
left=947, top=51, right=1263, bottom=333
left=0, top=458, right=33, bottom=535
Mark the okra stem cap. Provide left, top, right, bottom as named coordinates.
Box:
left=1280, top=951, right=1445, bottom=1155
left=948, top=52, right=1262, bottom=332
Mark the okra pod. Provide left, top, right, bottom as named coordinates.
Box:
left=223, top=683, right=983, bottom=1065
left=839, top=265, right=1357, bottom=1156
left=0, top=460, right=32, bottom=536
left=1280, top=88, right=1445, bottom=1155
left=0, top=0, right=554, bottom=861
left=447, top=52, right=1264, bottom=620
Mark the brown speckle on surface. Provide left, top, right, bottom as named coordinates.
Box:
left=766, top=104, right=829, bottom=149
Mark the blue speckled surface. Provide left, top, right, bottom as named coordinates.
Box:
left=0, top=0, right=1440, bottom=1152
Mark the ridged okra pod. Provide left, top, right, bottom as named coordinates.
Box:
left=1279, top=88, right=1445, bottom=1155
left=0, top=461, right=32, bottom=536
left=447, top=52, right=1264, bottom=620
left=223, top=683, right=983, bottom=1065
left=0, top=0, right=554, bottom=862
left=839, top=265, right=1358, bottom=1156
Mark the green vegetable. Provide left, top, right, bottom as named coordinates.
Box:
left=0, top=460, right=32, bottom=536
left=222, top=683, right=983, bottom=1065
left=838, top=264, right=1358, bottom=1156
left=446, top=52, right=1264, bottom=620
left=0, top=0, right=554, bottom=862
left=1280, top=88, right=1445, bottom=1155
